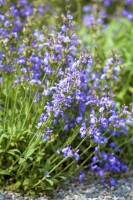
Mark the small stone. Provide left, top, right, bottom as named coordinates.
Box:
left=110, top=187, right=115, bottom=191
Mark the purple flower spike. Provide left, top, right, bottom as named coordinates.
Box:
left=0, top=0, right=5, bottom=6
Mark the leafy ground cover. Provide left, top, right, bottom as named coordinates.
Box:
left=0, top=0, right=133, bottom=198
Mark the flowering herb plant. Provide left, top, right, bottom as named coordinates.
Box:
left=0, top=0, right=133, bottom=197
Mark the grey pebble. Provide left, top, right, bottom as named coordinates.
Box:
left=1, top=174, right=133, bottom=200
left=52, top=173, right=133, bottom=200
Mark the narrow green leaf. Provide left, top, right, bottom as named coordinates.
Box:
left=45, top=178, right=54, bottom=186
left=0, top=170, right=11, bottom=175
left=7, top=149, right=21, bottom=157
left=25, top=148, right=35, bottom=159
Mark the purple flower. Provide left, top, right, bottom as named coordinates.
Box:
left=121, top=163, right=128, bottom=171
left=57, top=149, right=60, bottom=154
left=78, top=171, right=86, bottom=182
left=94, top=135, right=108, bottom=144
left=67, top=12, right=73, bottom=20
left=101, top=74, right=106, bottom=80
left=83, top=5, right=90, bottom=12
left=4, top=20, right=10, bottom=27
left=125, top=0, right=133, bottom=4
left=38, top=6, right=45, bottom=14
left=90, top=164, right=98, bottom=171
left=0, top=0, right=5, bottom=6
left=109, top=142, right=116, bottom=148
left=79, top=123, right=86, bottom=138
left=40, top=113, right=47, bottom=122
left=62, top=145, right=73, bottom=158
left=92, top=155, right=98, bottom=163
left=95, top=146, right=99, bottom=152
left=76, top=116, right=82, bottom=124
left=122, top=9, right=133, bottom=20
left=109, top=115, right=118, bottom=122
left=52, top=119, right=57, bottom=125
left=18, top=56, right=26, bottom=65
left=42, top=135, right=50, bottom=142
left=74, top=149, right=80, bottom=161
left=100, top=152, right=108, bottom=161
left=0, top=14, right=4, bottom=21
left=54, top=44, right=63, bottom=52
left=104, top=0, right=111, bottom=6
left=60, top=25, right=66, bottom=33
left=0, top=77, right=3, bottom=83
left=45, top=171, right=50, bottom=178
left=21, top=5, right=33, bottom=17
left=62, top=36, right=71, bottom=43
left=98, top=169, right=104, bottom=177
left=12, top=32, right=18, bottom=39
left=83, top=14, right=94, bottom=27
left=30, top=79, right=42, bottom=85
left=109, top=154, right=116, bottom=165
left=45, top=127, right=53, bottom=134
left=101, top=179, right=105, bottom=186
left=110, top=178, right=116, bottom=187
left=64, top=124, right=69, bottom=131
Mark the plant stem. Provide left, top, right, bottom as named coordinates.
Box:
left=34, top=157, right=68, bottom=187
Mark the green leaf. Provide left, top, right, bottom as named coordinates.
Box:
left=7, top=127, right=12, bottom=134
left=58, top=176, right=66, bottom=180
left=0, top=133, right=9, bottom=143
left=12, top=125, right=16, bottom=133
left=7, top=149, right=21, bottom=157
left=0, top=149, right=5, bottom=153
left=17, top=121, right=22, bottom=129
left=44, top=160, right=51, bottom=172
left=19, top=158, right=26, bottom=164
left=0, top=170, right=11, bottom=175
left=25, top=148, right=35, bottom=159
left=23, top=179, right=30, bottom=186
left=129, top=87, right=133, bottom=93
left=45, top=178, right=54, bottom=186
left=44, top=186, right=54, bottom=191
left=6, top=181, right=21, bottom=190
left=52, top=178, right=59, bottom=183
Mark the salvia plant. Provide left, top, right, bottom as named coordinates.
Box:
left=79, top=0, right=133, bottom=106
left=0, top=0, right=133, bottom=197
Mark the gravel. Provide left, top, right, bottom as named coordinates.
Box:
left=54, top=176, right=133, bottom=200
left=0, top=172, right=133, bottom=200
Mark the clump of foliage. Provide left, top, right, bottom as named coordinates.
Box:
left=0, top=0, right=133, bottom=198
left=79, top=0, right=133, bottom=105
